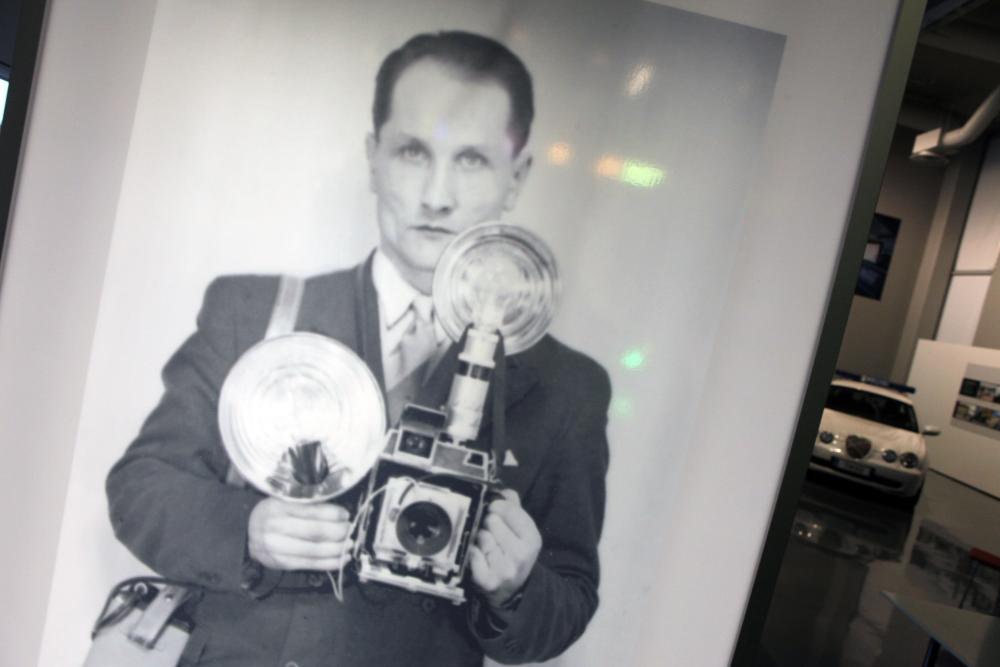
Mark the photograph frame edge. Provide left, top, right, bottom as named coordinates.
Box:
left=0, top=0, right=49, bottom=281
left=729, top=0, right=929, bottom=664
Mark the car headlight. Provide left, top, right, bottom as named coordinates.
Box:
left=819, top=431, right=835, bottom=444
left=900, top=452, right=919, bottom=469
left=882, top=449, right=897, bottom=463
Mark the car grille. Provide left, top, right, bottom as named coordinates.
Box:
left=845, top=435, right=872, bottom=459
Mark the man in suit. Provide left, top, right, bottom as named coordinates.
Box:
left=107, top=31, right=610, bottom=666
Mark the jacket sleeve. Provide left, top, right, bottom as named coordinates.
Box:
left=473, top=358, right=612, bottom=664
left=106, top=277, right=268, bottom=593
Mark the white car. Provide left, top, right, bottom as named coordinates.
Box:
left=809, top=375, right=939, bottom=503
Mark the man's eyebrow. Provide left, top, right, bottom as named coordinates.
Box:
left=454, top=144, right=493, bottom=156
left=393, top=133, right=429, bottom=148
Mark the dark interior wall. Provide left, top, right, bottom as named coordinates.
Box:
left=836, top=126, right=946, bottom=381
left=0, top=0, right=20, bottom=71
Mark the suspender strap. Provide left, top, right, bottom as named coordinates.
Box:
left=265, top=275, right=305, bottom=339
left=224, top=275, right=304, bottom=489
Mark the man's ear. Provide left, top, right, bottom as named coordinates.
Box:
left=503, top=151, right=533, bottom=211
left=365, top=132, right=377, bottom=193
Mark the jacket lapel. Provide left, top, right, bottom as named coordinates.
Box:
left=480, top=342, right=542, bottom=430
left=295, top=255, right=387, bottom=397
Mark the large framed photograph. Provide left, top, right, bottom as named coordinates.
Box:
left=0, top=0, right=919, bottom=665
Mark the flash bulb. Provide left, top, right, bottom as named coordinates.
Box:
left=218, top=332, right=386, bottom=502
left=433, top=223, right=559, bottom=354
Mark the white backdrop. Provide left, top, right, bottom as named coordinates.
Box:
left=0, top=0, right=906, bottom=665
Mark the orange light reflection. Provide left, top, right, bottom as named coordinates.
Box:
left=547, top=142, right=573, bottom=166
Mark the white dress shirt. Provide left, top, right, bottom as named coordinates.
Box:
left=371, top=250, right=449, bottom=384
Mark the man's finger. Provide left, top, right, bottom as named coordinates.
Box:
left=468, top=546, right=499, bottom=592
left=270, top=516, right=351, bottom=543
left=499, top=488, right=520, bottom=504
left=475, top=526, right=501, bottom=554
left=280, top=502, right=351, bottom=522
left=487, top=501, right=537, bottom=541
left=482, top=512, right=522, bottom=556
left=264, top=535, right=354, bottom=561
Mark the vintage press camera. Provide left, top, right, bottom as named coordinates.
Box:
left=355, top=221, right=558, bottom=603
left=354, top=326, right=501, bottom=603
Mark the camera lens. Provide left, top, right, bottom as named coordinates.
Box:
left=397, top=501, right=453, bottom=556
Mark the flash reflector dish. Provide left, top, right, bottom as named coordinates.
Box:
left=433, top=223, right=559, bottom=354
left=218, top=332, right=386, bottom=502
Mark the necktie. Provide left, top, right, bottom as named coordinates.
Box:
left=385, top=296, right=438, bottom=391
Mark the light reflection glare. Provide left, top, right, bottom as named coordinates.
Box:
left=547, top=142, right=573, bottom=166
left=621, top=161, right=665, bottom=188
left=626, top=62, right=654, bottom=97
left=612, top=396, right=633, bottom=418
left=594, top=154, right=665, bottom=189
left=595, top=155, right=623, bottom=179
left=620, top=348, right=646, bottom=370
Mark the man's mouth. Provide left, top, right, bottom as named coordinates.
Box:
left=413, top=225, right=455, bottom=236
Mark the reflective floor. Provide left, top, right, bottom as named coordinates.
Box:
left=757, top=470, right=1000, bottom=667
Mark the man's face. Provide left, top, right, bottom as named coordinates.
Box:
left=366, top=58, right=532, bottom=293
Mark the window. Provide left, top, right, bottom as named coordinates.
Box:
left=826, top=385, right=919, bottom=433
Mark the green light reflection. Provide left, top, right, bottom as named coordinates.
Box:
left=620, top=161, right=665, bottom=188
left=620, top=348, right=646, bottom=370
left=612, top=396, right=633, bottom=418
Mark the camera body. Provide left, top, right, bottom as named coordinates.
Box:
left=354, top=404, right=494, bottom=603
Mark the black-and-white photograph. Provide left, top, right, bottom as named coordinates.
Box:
left=0, top=0, right=920, bottom=665
left=38, top=2, right=784, bottom=664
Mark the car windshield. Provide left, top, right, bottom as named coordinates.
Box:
left=825, top=385, right=919, bottom=432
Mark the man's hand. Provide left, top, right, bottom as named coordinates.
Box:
left=469, top=489, right=542, bottom=608
left=247, top=498, right=353, bottom=571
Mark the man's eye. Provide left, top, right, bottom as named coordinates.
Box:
left=399, top=144, right=428, bottom=163
left=456, top=152, right=488, bottom=170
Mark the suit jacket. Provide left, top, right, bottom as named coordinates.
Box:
left=106, top=263, right=611, bottom=666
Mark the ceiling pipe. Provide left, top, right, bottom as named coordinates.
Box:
left=896, top=103, right=948, bottom=132
left=911, top=85, right=1000, bottom=164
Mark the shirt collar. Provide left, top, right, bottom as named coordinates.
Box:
left=372, top=249, right=449, bottom=349
left=372, top=249, right=424, bottom=330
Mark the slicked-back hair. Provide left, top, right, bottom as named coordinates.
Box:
left=373, top=31, right=535, bottom=155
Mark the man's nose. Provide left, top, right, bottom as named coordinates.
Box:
left=421, top=161, right=456, bottom=218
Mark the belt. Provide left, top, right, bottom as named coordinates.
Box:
left=270, top=574, right=444, bottom=614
